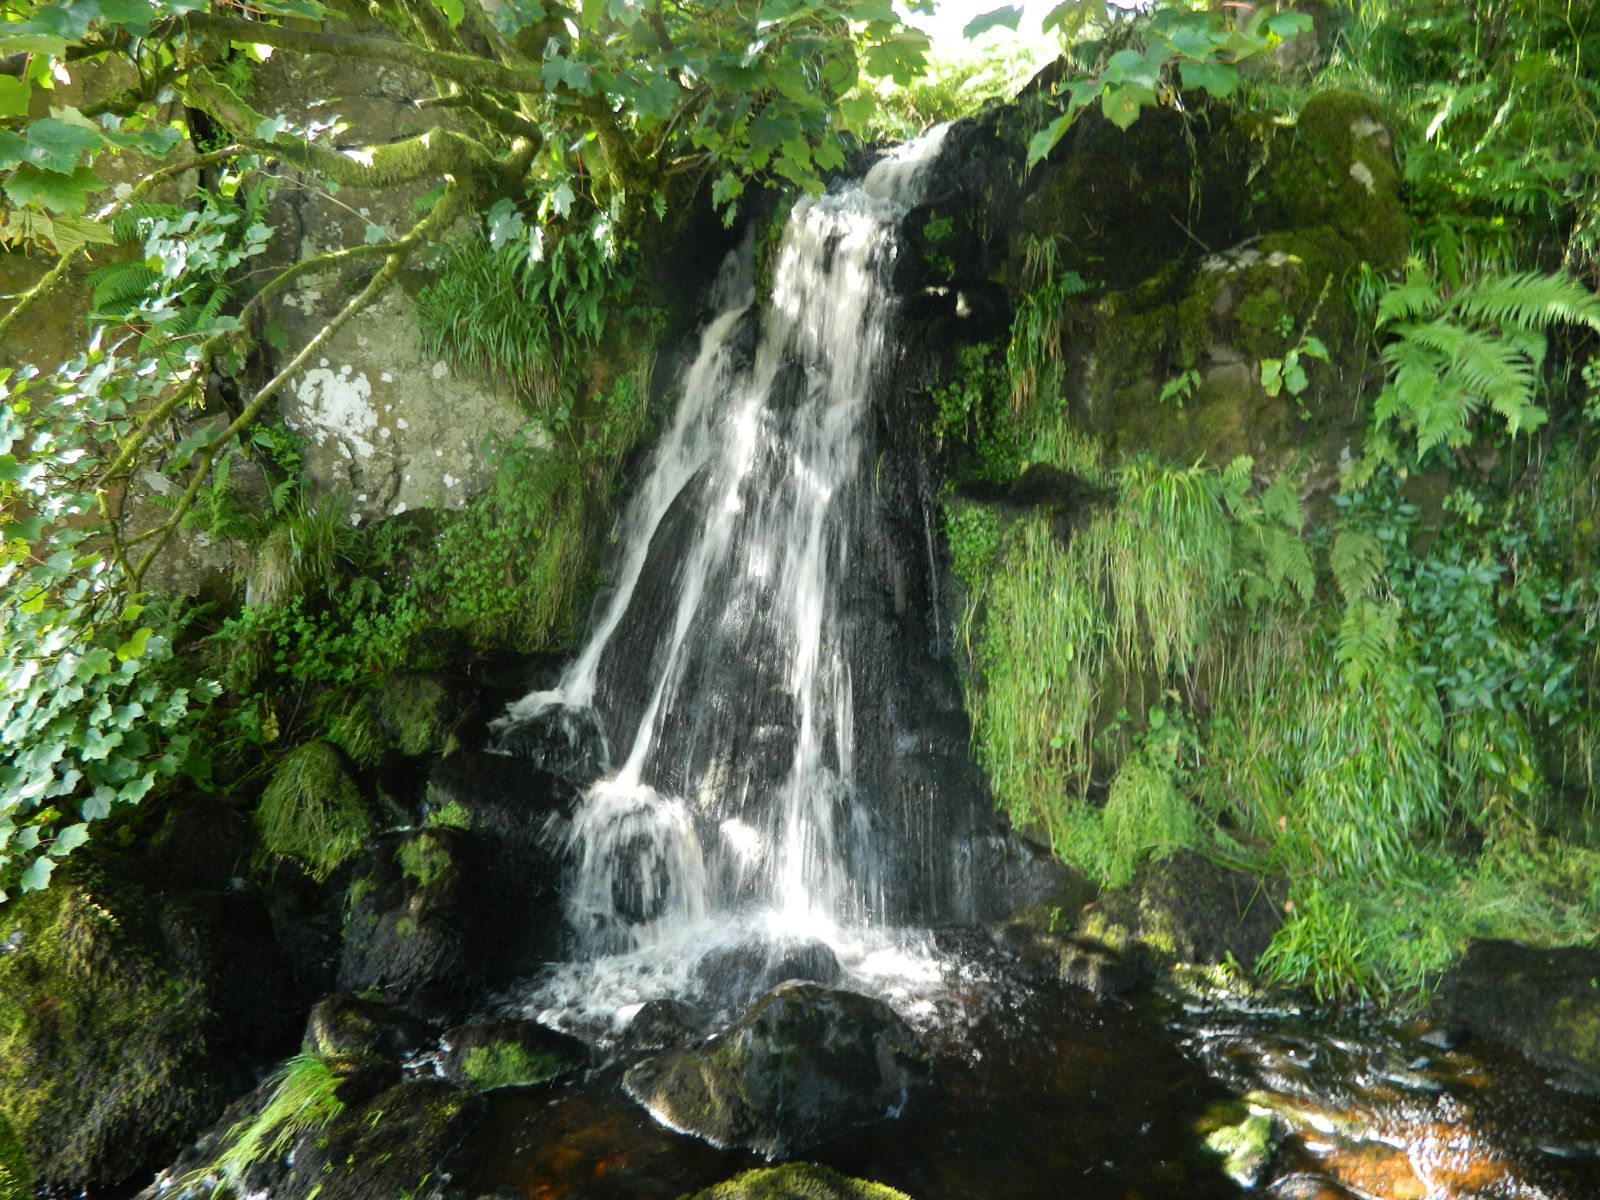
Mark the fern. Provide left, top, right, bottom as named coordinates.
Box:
left=1329, top=530, right=1383, bottom=605
left=87, top=261, right=162, bottom=315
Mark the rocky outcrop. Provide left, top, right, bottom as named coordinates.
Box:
left=1436, top=940, right=1600, bottom=1092
left=623, top=983, right=932, bottom=1158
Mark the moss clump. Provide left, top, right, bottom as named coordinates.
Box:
left=458, top=1043, right=562, bottom=1090
left=682, top=1163, right=912, bottom=1200
left=256, top=740, right=373, bottom=882
left=395, top=830, right=454, bottom=889
left=1202, top=1110, right=1278, bottom=1187
left=0, top=1114, right=31, bottom=1200
left=423, top=799, right=472, bottom=831
left=376, top=673, right=463, bottom=758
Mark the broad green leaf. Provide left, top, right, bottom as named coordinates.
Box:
left=0, top=76, right=28, bottom=119
left=963, top=6, right=1021, bottom=38
left=428, top=0, right=466, bottom=28
left=115, top=626, right=153, bottom=662
left=1100, top=84, right=1144, bottom=131
left=18, top=855, right=54, bottom=893
left=3, top=164, right=103, bottom=214
left=1179, top=61, right=1237, bottom=98
left=52, top=822, right=88, bottom=855
left=1026, top=112, right=1074, bottom=172
left=19, top=117, right=103, bottom=172
left=1265, top=12, right=1314, bottom=38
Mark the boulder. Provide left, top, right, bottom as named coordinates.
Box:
left=621, top=997, right=707, bottom=1052
left=1436, top=940, right=1600, bottom=1092
left=256, top=740, right=376, bottom=883
left=494, top=700, right=612, bottom=786
left=376, top=672, right=476, bottom=758
left=1077, top=850, right=1284, bottom=971
left=682, top=1163, right=913, bottom=1200
left=693, top=937, right=844, bottom=1008
left=338, top=828, right=477, bottom=996
left=439, top=1018, right=588, bottom=1090
left=303, top=993, right=437, bottom=1063
left=623, top=983, right=931, bottom=1158
left=0, top=855, right=294, bottom=1191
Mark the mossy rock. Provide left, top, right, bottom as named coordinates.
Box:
left=1077, top=850, right=1284, bottom=971
left=1436, top=940, right=1600, bottom=1092
left=439, top=1018, right=588, bottom=1091
left=337, top=827, right=476, bottom=995
left=376, top=672, right=472, bottom=757
left=303, top=993, right=437, bottom=1063
left=0, top=1114, right=31, bottom=1200
left=0, top=858, right=291, bottom=1189
left=682, top=1163, right=913, bottom=1200
left=1257, top=89, right=1408, bottom=273
left=281, top=1080, right=484, bottom=1200
left=144, top=794, right=252, bottom=889
left=256, top=740, right=375, bottom=882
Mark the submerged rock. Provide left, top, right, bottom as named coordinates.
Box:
left=993, top=925, right=1154, bottom=998
left=1436, top=940, right=1600, bottom=1092
left=623, top=982, right=931, bottom=1158
left=683, top=1162, right=913, bottom=1199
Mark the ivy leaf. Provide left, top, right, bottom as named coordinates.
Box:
left=18, top=855, right=54, bottom=893
left=4, top=164, right=103, bottom=214
left=51, top=822, right=89, bottom=856
left=963, top=6, right=1021, bottom=38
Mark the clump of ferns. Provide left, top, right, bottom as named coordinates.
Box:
left=196, top=1053, right=347, bottom=1196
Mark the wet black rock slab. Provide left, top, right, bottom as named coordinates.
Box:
left=1436, top=939, right=1600, bottom=1092
left=622, top=982, right=932, bottom=1158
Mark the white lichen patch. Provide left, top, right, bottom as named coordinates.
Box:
left=1349, top=161, right=1376, bottom=195
left=291, top=366, right=380, bottom=460
left=432, top=361, right=449, bottom=380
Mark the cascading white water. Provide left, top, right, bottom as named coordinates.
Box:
left=500, top=127, right=953, bottom=1030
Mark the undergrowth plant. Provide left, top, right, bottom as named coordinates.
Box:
left=207, top=1053, right=345, bottom=1192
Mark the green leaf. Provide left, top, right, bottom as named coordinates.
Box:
left=963, top=6, right=1022, bottom=38
left=52, top=822, right=89, bottom=855
left=1264, top=12, right=1314, bottom=38
left=115, top=626, right=153, bottom=662
left=428, top=0, right=466, bottom=27
left=1026, top=112, right=1074, bottom=172
left=0, top=76, right=28, bottom=119
left=3, top=164, right=103, bottom=214
left=1179, top=61, right=1237, bottom=98
left=1261, top=358, right=1284, bottom=397
left=1100, top=84, right=1145, bottom=131
left=19, top=118, right=103, bottom=173
left=18, top=855, right=54, bottom=893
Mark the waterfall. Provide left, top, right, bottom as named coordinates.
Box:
left=499, top=127, right=967, bottom=1028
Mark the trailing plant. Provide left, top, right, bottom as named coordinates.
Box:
left=206, top=1053, right=345, bottom=1192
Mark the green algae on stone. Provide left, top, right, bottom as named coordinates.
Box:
left=458, top=1043, right=563, bottom=1090
left=682, top=1162, right=913, bottom=1200
left=256, top=739, right=373, bottom=882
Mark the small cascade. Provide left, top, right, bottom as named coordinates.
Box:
left=496, top=127, right=971, bottom=1029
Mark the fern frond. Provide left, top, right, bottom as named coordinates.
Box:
left=1454, top=270, right=1600, bottom=333
left=1376, top=267, right=1443, bottom=328
left=1329, top=531, right=1383, bottom=604
left=87, top=261, right=161, bottom=314
left=1337, top=599, right=1398, bottom=688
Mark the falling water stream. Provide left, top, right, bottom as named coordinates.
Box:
left=476, top=131, right=1600, bottom=1199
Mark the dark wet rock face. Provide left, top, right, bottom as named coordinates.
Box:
left=494, top=701, right=612, bottom=787
left=993, top=925, right=1154, bottom=998
left=623, top=983, right=932, bottom=1159
left=303, top=992, right=437, bottom=1063
left=1078, top=850, right=1285, bottom=971
left=622, top=997, right=707, bottom=1052
left=693, top=937, right=845, bottom=1009
left=338, top=827, right=477, bottom=996
left=1436, top=940, right=1600, bottom=1092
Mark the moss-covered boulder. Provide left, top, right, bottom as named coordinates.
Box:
left=1257, top=89, right=1408, bottom=273
left=303, top=993, right=437, bottom=1063
left=256, top=740, right=375, bottom=882
left=1077, top=851, right=1284, bottom=971
left=682, top=1163, right=913, bottom=1200
left=376, top=672, right=473, bottom=757
left=283, top=1080, right=483, bottom=1200
left=337, top=827, right=475, bottom=995
left=624, top=982, right=931, bottom=1158
left=0, top=1114, right=31, bottom=1200
left=1436, top=940, right=1600, bottom=1092
left=0, top=857, right=295, bottom=1190
left=439, top=1018, right=588, bottom=1090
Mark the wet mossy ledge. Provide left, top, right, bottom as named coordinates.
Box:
left=682, top=1163, right=913, bottom=1200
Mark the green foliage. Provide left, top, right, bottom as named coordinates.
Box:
left=424, top=800, right=471, bottom=831
left=0, top=1114, right=30, bottom=1200
left=458, top=1043, right=562, bottom=1091
left=254, top=740, right=370, bottom=882
left=856, top=30, right=1048, bottom=143
left=1024, top=3, right=1313, bottom=168
left=1365, top=265, right=1600, bottom=463
left=1006, top=240, right=1090, bottom=414
left=208, top=1053, right=345, bottom=1191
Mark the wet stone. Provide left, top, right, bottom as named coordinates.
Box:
left=495, top=702, right=611, bottom=787
left=693, top=937, right=844, bottom=1008
left=621, top=998, right=707, bottom=1052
